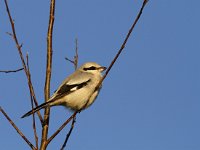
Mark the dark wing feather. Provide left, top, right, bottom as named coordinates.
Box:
left=53, top=79, right=91, bottom=100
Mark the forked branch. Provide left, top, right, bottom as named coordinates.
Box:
left=47, top=111, right=77, bottom=145
left=65, top=38, right=79, bottom=70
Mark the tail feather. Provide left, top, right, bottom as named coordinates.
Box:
left=21, top=101, right=51, bottom=118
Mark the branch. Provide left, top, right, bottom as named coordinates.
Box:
left=74, top=38, right=79, bottom=70
left=0, top=68, right=23, bottom=73
left=4, top=0, right=43, bottom=123
left=82, top=0, right=149, bottom=110
left=0, top=106, right=36, bottom=150
left=60, top=115, right=76, bottom=150
left=26, top=54, right=38, bottom=149
left=40, top=0, right=55, bottom=149
left=101, top=0, right=148, bottom=83
left=65, top=38, right=79, bottom=70
left=47, top=111, right=77, bottom=145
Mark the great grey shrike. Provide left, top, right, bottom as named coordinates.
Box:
left=21, top=62, right=106, bottom=118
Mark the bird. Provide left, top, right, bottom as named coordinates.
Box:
left=21, top=62, right=106, bottom=118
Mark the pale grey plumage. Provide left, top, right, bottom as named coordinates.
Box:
left=21, top=62, right=106, bottom=118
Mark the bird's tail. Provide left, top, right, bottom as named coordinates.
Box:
left=21, top=101, right=52, bottom=118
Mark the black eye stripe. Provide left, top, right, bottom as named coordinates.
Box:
left=83, top=66, right=96, bottom=71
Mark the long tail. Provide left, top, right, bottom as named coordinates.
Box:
left=21, top=101, right=52, bottom=118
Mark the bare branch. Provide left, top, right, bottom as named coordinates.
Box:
left=26, top=54, right=39, bottom=149
left=60, top=115, right=76, bottom=150
left=101, top=0, right=148, bottom=83
left=6, top=31, right=13, bottom=37
left=65, top=57, right=74, bottom=64
left=4, top=0, right=43, bottom=123
left=0, top=106, right=36, bottom=150
left=74, top=38, right=79, bottom=70
left=40, top=0, right=55, bottom=149
left=0, top=68, right=23, bottom=73
left=81, top=0, right=149, bottom=111
left=47, top=111, right=77, bottom=145
left=65, top=38, right=79, bottom=70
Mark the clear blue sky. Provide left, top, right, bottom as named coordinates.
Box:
left=1, top=1, right=200, bottom=150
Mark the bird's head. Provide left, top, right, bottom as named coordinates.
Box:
left=79, top=62, right=107, bottom=74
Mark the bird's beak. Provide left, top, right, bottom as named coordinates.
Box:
left=98, top=66, right=107, bottom=72
left=100, top=66, right=107, bottom=72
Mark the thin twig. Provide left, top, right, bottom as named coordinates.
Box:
left=0, top=68, right=23, bottom=73
left=74, top=38, right=79, bottom=70
left=101, top=0, right=148, bottom=84
left=65, top=57, right=74, bottom=64
left=4, top=0, right=43, bottom=123
left=26, top=54, right=39, bottom=149
left=47, top=111, right=77, bottom=145
left=40, top=0, right=55, bottom=149
left=0, top=106, right=36, bottom=150
left=65, top=38, right=79, bottom=70
left=6, top=31, right=13, bottom=37
left=82, top=0, right=149, bottom=111
left=60, top=116, right=76, bottom=150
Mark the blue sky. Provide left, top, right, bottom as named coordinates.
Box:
left=1, top=0, right=200, bottom=150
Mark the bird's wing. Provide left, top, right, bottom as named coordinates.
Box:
left=51, top=71, right=92, bottom=100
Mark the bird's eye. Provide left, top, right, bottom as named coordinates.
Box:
left=83, top=66, right=96, bottom=71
